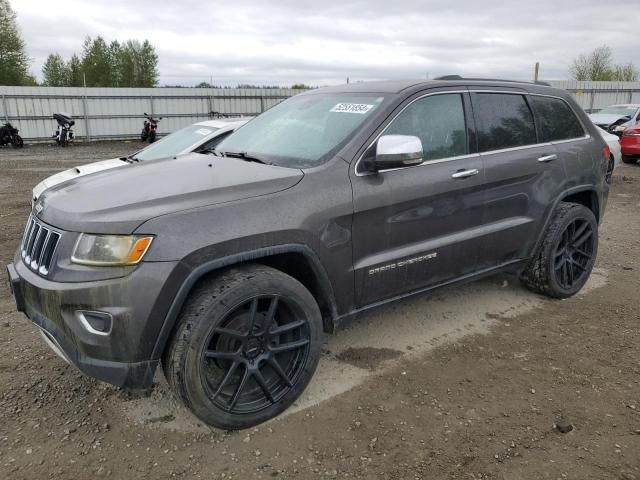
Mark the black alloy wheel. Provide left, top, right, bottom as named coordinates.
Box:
left=552, top=217, right=595, bottom=290
left=163, top=265, right=322, bottom=430
left=199, top=294, right=311, bottom=414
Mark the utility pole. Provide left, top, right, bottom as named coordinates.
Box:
left=346, top=76, right=349, bottom=84
left=534, top=62, right=540, bottom=82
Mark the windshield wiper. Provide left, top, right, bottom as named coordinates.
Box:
left=219, top=150, right=270, bottom=165
left=122, top=154, right=140, bottom=163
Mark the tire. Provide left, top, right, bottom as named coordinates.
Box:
left=11, top=135, right=23, bottom=148
left=521, top=202, right=598, bottom=299
left=59, top=131, right=67, bottom=147
left=622, top=155, right=637, bottom=165
left=605, top=155, right=614, bottom=183
left=148, top=131, right=156, bottom=143
left=163, top=264, right=322, bottom=430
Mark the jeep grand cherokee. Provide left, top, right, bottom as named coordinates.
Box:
left=7, top=78, right=610, bottom=429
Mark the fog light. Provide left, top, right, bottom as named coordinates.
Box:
left=76, top=310, right=112, bottom=335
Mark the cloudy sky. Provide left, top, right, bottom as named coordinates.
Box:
left=13, top=0, right=637, bottom=87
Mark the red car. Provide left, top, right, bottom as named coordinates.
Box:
left=621, top=125, right=640, bottom=164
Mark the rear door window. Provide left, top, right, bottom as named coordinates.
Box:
left=473, top=93, right=537, bottom=152
left=529, top=96, right=585, bottom=142
left=384, top=93, right=467, bottom=161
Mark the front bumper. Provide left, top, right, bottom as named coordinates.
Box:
left=6, top=256, right=179, bottom=389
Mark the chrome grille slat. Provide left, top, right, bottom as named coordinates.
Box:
left=19, top=216, right=60, bottom=277
left=25, top=225, right=41, bottom=263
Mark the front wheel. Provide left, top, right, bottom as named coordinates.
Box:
left=521, top=202, right=598, bottom=299
left=12, top=135, right=23, bottom=148
left=148, top=131, right=156, bottom=143
left=163, top=265, right=322, bottom=430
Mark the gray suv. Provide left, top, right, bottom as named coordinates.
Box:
left=7, top=78, right=610, bottom=430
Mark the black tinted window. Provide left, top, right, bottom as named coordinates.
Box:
left=474, top=93, right=536, bottom=152
left=530, top=96, right=585, bottom=141
left=385, top=93, right=467, bottom=161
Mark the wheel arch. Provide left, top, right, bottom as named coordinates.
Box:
left=528, top=186, right=600, bottom=264
left=150, top=244, right=339, bottom=361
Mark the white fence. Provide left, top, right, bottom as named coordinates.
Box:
left=0, top=86, right=301, bottom=141
left=547, top=81, right=640, bottom=112
left=2, top=81, right=640, bottom=141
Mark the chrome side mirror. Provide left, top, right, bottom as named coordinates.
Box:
left=372, top=135, right=423, bottom=171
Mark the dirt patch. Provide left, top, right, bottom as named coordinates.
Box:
left=0, top=145, right=639, bottom=479
left=334, top=347, right=404, bottom=370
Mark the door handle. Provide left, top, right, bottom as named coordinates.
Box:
left=451, top=168, right=479, bottom=179
left=537, top=154, right=558, bottom=163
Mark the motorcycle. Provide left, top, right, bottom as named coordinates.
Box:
left=0, top=122, right=24, bottom=148
left=53, top=112, right=75, bottom=147
left=141, top=113, right=161, bottom=143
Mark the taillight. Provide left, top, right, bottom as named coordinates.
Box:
left=622, top=128, right=640, bottom=137
left=602, top=145, right=611, bottom=162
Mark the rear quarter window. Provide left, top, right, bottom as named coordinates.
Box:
left=473, top=93, right=537, bottom=152
left=529, top=96, right=585, bottom=142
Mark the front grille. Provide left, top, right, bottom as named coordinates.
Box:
left=20, top=215, right=61, bottom=276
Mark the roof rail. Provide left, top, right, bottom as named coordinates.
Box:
left=433, top=75, right=550, bottom=87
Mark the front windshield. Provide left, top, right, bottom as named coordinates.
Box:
left=598, top=106, right=638, bottom=117
left=216, top=93, right=386, bottom=168
left=134, top=124, right=219, bottom=161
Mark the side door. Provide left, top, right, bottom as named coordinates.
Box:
left=469, top=91, right=567, bottom=270
left=350, top=90, right=486, bottom=307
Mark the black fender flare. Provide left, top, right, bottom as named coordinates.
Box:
left=150, top=243, right=338, bottom=361
left=528, top=185, right=600, bottom=264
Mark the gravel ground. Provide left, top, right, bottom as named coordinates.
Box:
left=0, top=142, right=639, bottom=479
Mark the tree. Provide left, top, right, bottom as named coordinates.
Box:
left=108, top=40, right=123, bottom=87
left=291, top=83, right=311, bottom=89
left=66, top=54, right=83, bottom=87
left=570, top=45, right=639, bottom=81
left=42, top=53, right=69, bottom=86
left=118, top=40, right=159, bottom=87
left=0, top=0, right=31, bottom=85
left=138, top=40, right=158, bottom=87
left=613, top=63, right=639, bottom=82
left=81, top=36, right=112, bottom=87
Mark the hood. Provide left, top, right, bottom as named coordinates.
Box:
left=37, top=153, right=303, bottom=233
left=589, top=113, right=630, bottom=126
left=32, top=158, right=126, bottom=201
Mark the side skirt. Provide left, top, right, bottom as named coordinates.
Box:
left=333, top=258, right=527, bottom=332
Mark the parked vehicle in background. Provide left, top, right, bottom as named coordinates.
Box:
left=620, top=124, right=640, bottom=164
left=53, top=113, right=75, bottom=147
left=589, top=104, right=640, bottom=136
left=595, top=127, right=621, bottom=181
left=141, top=114, right=161, bottom=143
left=32, top=118, right=249, bottom=203
left=7, top=78, right=610, bottom=430
left=0, top=122, right=24, bottom=148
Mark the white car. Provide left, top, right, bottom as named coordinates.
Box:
left=32, top=118, right=249, bottom=203
left=589, top=104, right=640, bottom=135
left=600, top=129, right=622, bottom=166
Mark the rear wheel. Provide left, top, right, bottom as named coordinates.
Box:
left=11, top=135, right=23, bottom=148
left=622, top=155, right=637, bottom=165
left=163, top=265, right=322, bottom=430
left=605, top=155, right=614, bottom=183
left=521, top=202, right=598, bottom=299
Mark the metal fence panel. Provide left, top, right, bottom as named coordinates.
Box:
left=3, top=82, right=640, bottom=142
left=0, top=86, right=300, bottom=141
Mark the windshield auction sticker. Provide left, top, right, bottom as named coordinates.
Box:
left=330, top=103, right=375, bottom=114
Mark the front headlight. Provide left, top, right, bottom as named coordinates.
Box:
left=71, top=234, right=153, bottom=266
left=614, top=125, right=626, bottom=132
